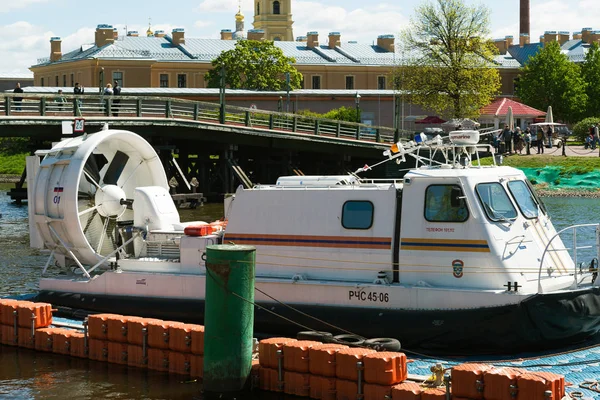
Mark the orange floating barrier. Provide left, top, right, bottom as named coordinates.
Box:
left=88, top=314, right=120, bottom=340
left=70, top=331, right=87, bottom=358
left=421, top=388, right=447, bottom=399
left=169, top=351, right=191, bottom=375
left=0, top=299, right=21, bottom=326
left=169, top=323, right=193, bottom=353
left=17, top=327, right=35, bottom=349
left=363, top=352, right=407, bottom=386
left=335, top=347, right=377, bottom=381
left=283, top=371, right=310, bottom=397
left=88, top=339, right=109, bottom=362
left=309, top=375, right=336, bottom=400
left=106, top=315, right=131, bottom=343
left=259, top=367, right=281, bottom=392
left=34, top=327, right=56, bottom=351
left=391, top=381, right=422, bottom=400
left=127, top=345, right=146, bottom=368
left=483, top=367, right=523, bottom=400
left=190, top=354, right=204, bottom=379
left=258, top=337, right=297, bottom=368
left=451, top=363, right=492, bottom=399
left=52, top=329, right=75, bottom=355
left=147, top=320, right=182, bottom=349
left=282, top=340, right=321, bottom=373
left=126, top=317, right=160, bottom=345
left=189, top=324, right=205, bottom=355
left=17, top=302, right=52, bottom=329
left=309, top=343, right=348, bottom=377
left=107, top=342, right=129, bottom=365
left=364, top=383, right=393, bottom=400
left=1, top=324, right=17, bottom=346
left=147, top=348, right=170, bottom=372
left=336, top=379, right=358, bottom=400
left=516, top=372, right=565, bottom=400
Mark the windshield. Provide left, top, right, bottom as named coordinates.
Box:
left=507, top=180, right=539, bottom=219
left=476, top=182, right=518, bottom=222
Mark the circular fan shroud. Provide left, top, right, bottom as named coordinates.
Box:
left=32, top=129, right=168, bottom=268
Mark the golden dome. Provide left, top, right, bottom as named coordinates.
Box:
left=235, top=5, right=244, bottom=21
left=146, top=27, right=153, bottom=37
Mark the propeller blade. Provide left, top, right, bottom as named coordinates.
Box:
left=83, top=154, right=101, bottom=186
left=103, top=151, right=129, bottom=185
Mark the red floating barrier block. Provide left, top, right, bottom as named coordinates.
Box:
left=483, top=367, right=523, bottom=400
left=363, top=352, right=407, bottom=386
left=283, top=340, right=321, bottom=373
left=52, top=329, right=75, bottom=355
left=309, top=343, right=348, bottom=377
left=421, top=388, right=447, bottom=399
left=147, top=348, right=170, bottom=372
left=190, top=354, right=204, bottom=379
left=309, top=375, right=336, bottom=400
left=107, top=342, right=128, bottom=365
left=17, top=302, right=52, bottom=329
left=451, top=363, right=492, bottom=399
left=283, top=371, right=310, bottom=397
left=88, top=314, right=120, bottom=340
left=335, top=347, right=377, bottom=381
left=189, top=324, right=205, bottom=355
left=106, top=315, right=131, bottom=343
left=336, top=379, right=358, bottom=400
left=147, top=320, right=181, bottom=350
left=364, top=383, right=393, bottom=400
left=127, top=345, right=146, bottom=368
left=17, top=327, right=35, bottom=349
left=259, top=367, right=281, bottom=392
left=70, top=331, right=87, bottom=358
left=88, top=339, right=109, bottom=362
left=169, top=351, right=191, bottom=375
left=126, top=317, right=160, bottom=345
left=391, top=381, right=422, bottom=400
left=0, top=299, right=21, bottom=326
left=34, top=327, right=56, bottom=351
left=516, top=372, right=565, bottom=400
left=169, top=323, right=194, bottom=353
left=258, top=337, right=297, bottom=368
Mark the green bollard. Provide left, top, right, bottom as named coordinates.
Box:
left=203, top=244, right=256, bottom=396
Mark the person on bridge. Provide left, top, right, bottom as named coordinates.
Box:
left=13, top=83, right=23, bottom=111
left=73, top=82, right=84, bottom=115
left=103, top=84, right=113, bottom=115
left=112, top=81, right=122, bottom=116
left=54, top=90, right=67, bottom=111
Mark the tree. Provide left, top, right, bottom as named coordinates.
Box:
left=398, top=0, right=501, bottom=119
left=517, top=41, right=587, bottom=123
left=205, top=40, right=302, bottom=91
left=582, top=43, right=600, bottom=118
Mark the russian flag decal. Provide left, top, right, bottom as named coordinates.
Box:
left=53, top=187, right=64, bottom=193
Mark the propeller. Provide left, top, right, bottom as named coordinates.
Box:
left=103, top=150, right=129, bottom=185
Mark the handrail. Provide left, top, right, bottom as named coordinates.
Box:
left=537, top=223, right=600, bottom=293
left=0, top=93, right=412, bottom=145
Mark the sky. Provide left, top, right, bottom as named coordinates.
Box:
left=0, top=0, right=598, bottom=74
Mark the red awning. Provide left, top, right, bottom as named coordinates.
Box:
left=415, top=116, right=447, bottom=124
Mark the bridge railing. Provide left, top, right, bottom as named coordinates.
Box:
left=0, top=93, right=411, bottom=144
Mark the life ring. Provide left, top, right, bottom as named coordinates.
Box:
left=333, top=334, right=365, bottom=347
left=296, top=331, right=334, bottom=343
left=364, top=338, right=401, bottom=352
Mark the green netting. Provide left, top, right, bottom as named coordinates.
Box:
left=522, top=167, right=600, bottom=189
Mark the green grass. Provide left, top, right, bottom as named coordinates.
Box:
left=0, top=153, right=27, bottom=175
left=480, top=155, right=600, bottom=172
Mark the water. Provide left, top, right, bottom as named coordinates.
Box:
left=0, top=184, right=598, bottom=399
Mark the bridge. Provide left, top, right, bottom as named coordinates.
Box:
left=0, top=93, right=411, bottom=200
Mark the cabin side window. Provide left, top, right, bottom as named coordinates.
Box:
left=342, top=201, right=374, bottom=229
left=507, top=180, right=539, bottom=219
left=424, top=185, right=469, bottom=222
left=476, top=182, right=518, bottom=222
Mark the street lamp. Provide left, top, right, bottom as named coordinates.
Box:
left=355, top=92, right=361, bottom=123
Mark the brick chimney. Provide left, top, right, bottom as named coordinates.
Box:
left=520, top=0, right=530, bottom=38
left=172, top=28, right=185, bottom=45
left=539, top=35, right=544, bottom=44
left=247, top=29, right=265, bottom=41
left=582, top=27, right=592, bottom=43
left=95, top=24, right=115, bottom=48
left=543, top=31, right=557, bottom=45
left=296, top=36, right=307, bottom=42
left=494, top=38, right=507, bottom=54
left=592, top=31, right=600, bottom=44
left=573, top=31, right=582, bottom=40
left=127, top=31, right=139, bottom=37
left=558, top=31, right=570, bottom=45
left=519, top=33, right=530, bottom=47
left=307, top=31, right=319, bottom=48
left=221, top=29, right=233, bottom=40
left=113, top=28, right=118, bottom=40
left=377, top=34, right=395, bottom=52
left=154, top=30, right=166, bottom=38
left=50, top=37, right=62, bottom=62
left=328, top=32, right=340, bottom=49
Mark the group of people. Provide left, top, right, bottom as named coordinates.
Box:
left=494, top=124, right=554, bottom=155
left=585, top=123, right=600, bottom=150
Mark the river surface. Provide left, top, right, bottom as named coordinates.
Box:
left=0, top=183, right=597, bottom=399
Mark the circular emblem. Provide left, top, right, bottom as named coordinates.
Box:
left=452, top=259, right=464, bottom=278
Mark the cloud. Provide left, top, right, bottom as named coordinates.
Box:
left=0, top=0, right=49, bottom=13
left=292, top=1, right=409, bottom=43
left=195, top=0, right=253, bottom=14
left=0, top=21, right=55, bottom=73
left=195, top=20, right=214, bottom=29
